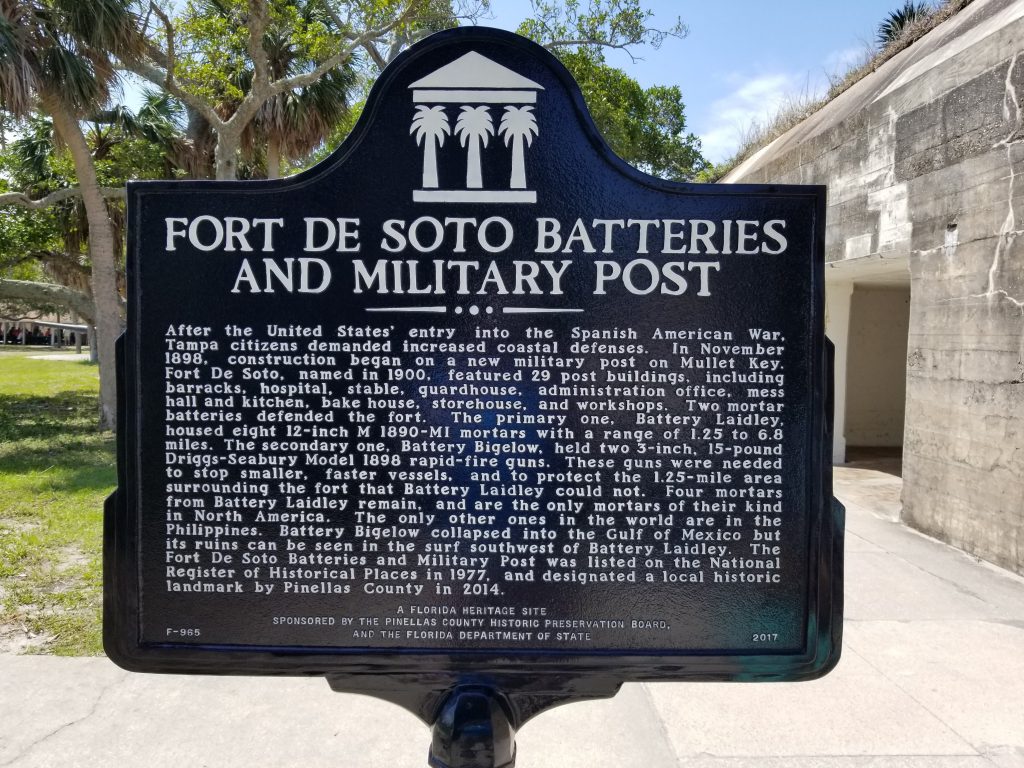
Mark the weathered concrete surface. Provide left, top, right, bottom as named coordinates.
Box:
left=727, top=0, right=1024, bottom=575
left=3, top=466, right=1024, bottom=767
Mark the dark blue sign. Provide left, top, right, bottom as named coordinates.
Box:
left=106, top=27, right=841, bottom=702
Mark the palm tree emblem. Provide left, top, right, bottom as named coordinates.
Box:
left=409, top=52, right=544, bottom=203
left=455, top=106, right=494, bottom=189
left=410, top=105, right=450, bottom=189
left=498, top=106, right=539, bottom=189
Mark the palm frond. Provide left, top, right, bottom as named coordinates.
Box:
left=0, top=2, right=39, bottom=116
left=11, top=113, right=55, bottom=179
left=39, top=44, right=108, bottom=113
left=877, top=1, right=932, bottom=47
left=50, top=0, right=142, bottom=60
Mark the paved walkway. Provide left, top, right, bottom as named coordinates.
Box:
left=2, top=464, right=1023, bottom=767
left=26, top=352, right=91, bottom=361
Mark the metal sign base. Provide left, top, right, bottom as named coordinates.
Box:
left=429, top=688, right=516, bottom=768
left=324, top=673, right=623, bottom=768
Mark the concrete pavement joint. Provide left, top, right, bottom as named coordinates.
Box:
left=849, top=523, right=1010, bottom=609
left=0, top=669, right=127, bottom=768
left=847, top=617, right=1024, bottom=627
left=672, top=754, right=989, bottom=762
left=891, top=520, right=1024, bottom=584
left=980, top=744, right=1024, bottom=766
left=842, top=639, right=981, bottom=757
left=639, top=681, right=688, bottom=766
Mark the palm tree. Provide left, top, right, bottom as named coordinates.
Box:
left=877, top=2, right=931, bottom=47
left=239, top=11, right=356, bottom=180
left=263, top=72, right=353, bottom=179
left=498, top=106, right=539, bottom=189
left=455, top=106, right=494, bottom=189
left=238, top=67, right=353, bottom=179
left=10, top=115, right=94, bottom=288
left=115, top=91, right=187, bottom=175
left=410, top=105, right=450, bottom=188
left=0, top=0, right=143, bottom=430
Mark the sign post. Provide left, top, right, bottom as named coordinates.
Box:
left=105, top=26, right=842, bottom=766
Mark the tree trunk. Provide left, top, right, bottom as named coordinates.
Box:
left=215, top=131, right=241, bottom=180
left=267, top=135, right=281, bottom=180
left=45, top=93, right=122, bottom=431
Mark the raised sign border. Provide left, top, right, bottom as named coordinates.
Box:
left=104, top=25, right=842, bottom=687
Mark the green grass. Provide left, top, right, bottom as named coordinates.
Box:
left=0, top=347, right=114, bottom=655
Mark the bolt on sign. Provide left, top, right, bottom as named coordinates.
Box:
left=106, top=26, right=843, bottom=766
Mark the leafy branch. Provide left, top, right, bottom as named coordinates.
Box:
left=519, top=0, right=687, bottom=63
left=0, top=187, right=126, bottom=210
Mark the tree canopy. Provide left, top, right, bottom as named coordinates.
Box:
left=0, top=0, right=707, bottom=429
left=554, top=48, right=705, bottom=181
left=514, top=0, right=704, bottom=181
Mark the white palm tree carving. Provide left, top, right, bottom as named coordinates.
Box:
left=411, top=105, right=450, bottom=189
left=455, top=106, right=494, bottom=189
left=499, top=106, right=539, bottom=189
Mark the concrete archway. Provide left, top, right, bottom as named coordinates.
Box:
left=825, top=255, right=911, bottom=467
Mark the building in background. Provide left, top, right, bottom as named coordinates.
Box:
left=727, top=0, right=1024, bottom=574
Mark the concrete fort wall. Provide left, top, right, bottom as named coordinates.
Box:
left=726, top=0, right=1024, bottom=574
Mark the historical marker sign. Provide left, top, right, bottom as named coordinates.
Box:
left=105, top=27, right=841, bottom=688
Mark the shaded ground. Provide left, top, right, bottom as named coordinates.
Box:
left=844, top=445, right=903, bottom=477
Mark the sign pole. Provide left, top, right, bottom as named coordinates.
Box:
left=429, top=687, right=516, bottom=768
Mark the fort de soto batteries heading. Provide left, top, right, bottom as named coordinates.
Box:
left=162, top=215, right=790, bottom=298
